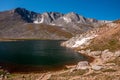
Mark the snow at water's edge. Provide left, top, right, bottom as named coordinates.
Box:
left=72, top=35, right=98, bottom=48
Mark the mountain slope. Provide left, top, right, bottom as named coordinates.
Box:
left=0, top=23, right=72, bottom=40
left=62, top=21, right=120, bottom=51
left=0, top=8, right=110, bottom=40
left=89, top=22, right=120, bottom=51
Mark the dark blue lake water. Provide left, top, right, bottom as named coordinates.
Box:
left=0, top=40, right=88, bottom=72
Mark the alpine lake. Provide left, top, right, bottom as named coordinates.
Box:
left=0, top=40, right=91, bottom=73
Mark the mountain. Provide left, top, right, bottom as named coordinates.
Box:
left=0, top=8, right=110, bottom=40
left=62, top=20, right=120, bottom=51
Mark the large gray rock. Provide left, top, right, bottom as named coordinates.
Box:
left=76, top=61, right=90, bottom=70
left=91, top=65, right=103, bottom=70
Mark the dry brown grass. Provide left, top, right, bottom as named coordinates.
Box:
left=39, top=24, right=73, bottom=38
left=27, top=24, right=73, bottom=39
left=89, top=23, right=120, bottom=51
left=113, top=19, right=120, bottom=23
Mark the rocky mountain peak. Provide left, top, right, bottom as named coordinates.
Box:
left=0, top=8, right=111, bottom=40
left=33, top=12, right=64, bottom=24
left=9, top=7, right=109, bottom=26
left=14, top=7, right=28, bottom=13
left=63, top=12, right=80, bottom=22
left=49, top=12, right=64, bottom=20
left=14, top=7, right=39, bottom=22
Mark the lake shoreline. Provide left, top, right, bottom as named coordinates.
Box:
left=0, top=38, right=67, bottom=42
left=0, top=40, right=96, bottom=80
left=0, top=40, right=93, bottom=73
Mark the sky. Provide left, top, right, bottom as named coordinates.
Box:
left=0, top=0, right=120, bottom=20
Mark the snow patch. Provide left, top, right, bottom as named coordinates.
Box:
left=34, top=16, right=44, bottom=24
left=40, top=16, right=44, bottom=23
left=63, top=17, right=71, bottom=23
left=50, top=23, right=56, bottom=26
left=72, top=35, right=98, bottom=48
left=34, top=20, right=40, bottom=24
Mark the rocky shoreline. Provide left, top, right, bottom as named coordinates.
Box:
left=49, top=48, right=120, bottom=80
left=76, top=49, right=120, bottom=71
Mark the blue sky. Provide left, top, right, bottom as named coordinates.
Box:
left=0, top=0, right=120, bottom=20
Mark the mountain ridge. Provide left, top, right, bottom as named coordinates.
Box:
left=7, top=7, right=110, bottom=24
left=0, top=7, right=111, bottom=40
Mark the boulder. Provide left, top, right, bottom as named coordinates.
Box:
left=91, top=65, right=103, bottom=70
left=85, top=49, right=91, bottom=54
left=101, top=50, right=114, bottom=62
left=76, top=61, right=90, bottom=70
left=114, top=51, right=120, bottom=57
